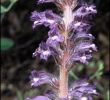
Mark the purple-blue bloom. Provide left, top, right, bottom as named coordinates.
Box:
left=46, top=24, right=64, bottom=48
left=30, top=70, right=58, bottom=88
left=68, top=79, right=98, bottom=100
left=33, top=42, right=53, bottom=60
left=37, top=0, right=55, bottom=4
left=69, top=40, right=96, bottom=64
left=74, top=4, right=97, bottom=18
left=72, top=32, right=95, bottom=42
left=31, top=10, right=61, bottom=29
left=28, top=0, right=98, bottom=100
left=70, top=22, right=91, bottom=33
left=26, top=96, right=50, bottom=100
left=44, top=89, right=58, bottom=99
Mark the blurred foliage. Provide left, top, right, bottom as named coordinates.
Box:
left=1, top=37, right=14, bottom=51
left=90, top=60, right=104, bottom=79
left=69, top=60, right=104, bottom=80
left=1, top=0, right=18, bottom=13
left=16, top=89, right=24, bottom=100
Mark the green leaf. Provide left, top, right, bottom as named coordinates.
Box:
left=98, top=71, right=103, bottom=76
left=97, top=60, right=104, bottom=71
left=107, top=90, right=110, bottom=100
left=69, top=70, right=78, bottom=80
left=89, top=61, right=95, bottom=68
left=77, top=64, right=84, bottom=71
left=1, top=5, right=7, bottom=13
left=16, top=89, right=24, bottom=100
left=10, top=0, right=17, bottom=3
left=96, top=84, right=104, bottom=92
left=96, top=71, right=103, bottom=79
left=1, top=38, right=14, bottom=51
left=25, top=90, right=34, bottom=97
left=1, top=0, right=18, bottom=13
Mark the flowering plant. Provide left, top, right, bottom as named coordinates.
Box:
left=26, top=0, right=99, bottom=100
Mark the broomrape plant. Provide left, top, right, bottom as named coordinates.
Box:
left=26, top=0, right=99, bottom=100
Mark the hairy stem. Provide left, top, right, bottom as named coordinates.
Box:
left=59, top=50, right=69, bottom=98
left=59, top=4, right=73, bottom=99
left=59, top=67, right=68, bottom=98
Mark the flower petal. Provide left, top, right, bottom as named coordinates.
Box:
left=46, top=24, right=64, bottom=47
left=25, top=96, right=50, bottom=100
left=31, top=10, right=61, bottom=28
left=69, top=79, right=98, bottom=100
left=44, top=89, right=58, bottom=99
left=38, top=0, right=55, bottom=4
left=30, top=70, right=59, bottom=88
left=70, top=22, right=91, bottom=33
left=74, top=4, right=97, bottom=18
left=33, top=42, right=52, bottom=60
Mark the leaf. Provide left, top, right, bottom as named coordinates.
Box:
left=77, top=64, right=84, bottom=71
left=107, top=90, right=109, bottom=100
left=97, top=60, right=104, bottom=71
left=96, top=71, right=103, bottom=79
left=1, top=38, right=14, bottom=51
left=88, top=61, right=95, bottom=68
left=1, top=0, right=18, bottom=13
left=1, top=5, right=7, bottom=13
left=69, top=70, right=78, bottom=80
left=16, top=89, right=24, bottom=100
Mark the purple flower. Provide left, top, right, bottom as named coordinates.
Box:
left=44, top=89, right=58, bottom=99
left=70, top=41, right=97, bottom=64
left=31, top=10, right=61, bottom=29
left=46, top=33, right=64, bottom=47
left=29, top=70, right=58, bottom=88
left=33, top=42, right=52, bottom=60
left=46, top=24, right=64, bottom=47
left=74, top=42, right=97, bottom=52
left=68, top=79, right=98, bottom=100
left=71, top=53, right=92, bottom=64
left=59, top=97, right=69, bottom=100
left=37, top=0, right=55, bottom=4
left=74, top=4, right=97, bottom=18
left=70, top=22, right=91, bottom=33
left=25, top=96, right=50, bottom=100
left=72, top=32, right=94, bottom=42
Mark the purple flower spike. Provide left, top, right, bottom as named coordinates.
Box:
left=69, top=79, right=98, bottom=100
left=26, top=96, right=50, bottom=100
left=31, top=10, right=61, bottom=29
left=29, top=0, right=98, bottom=99
left=30, top=70, right=58, bottom=88
left=33, top=42, right=51, bottom=60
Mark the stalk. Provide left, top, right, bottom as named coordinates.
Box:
left=59, top=50, right=69, bottom=98
left=59, top=5, right=73, bottom=98
left=59, top=66, right=68, bottom=98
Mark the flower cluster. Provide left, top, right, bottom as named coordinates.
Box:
left=26, top=0, right=98, bottom=100
left=68, top=79, right=98, bottom=100
left=32, top=0, right=97, bottom=65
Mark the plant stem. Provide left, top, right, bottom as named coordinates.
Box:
left=59, top=5, right=73, bottom=99
left=59, top=67, right=68, bottom=98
